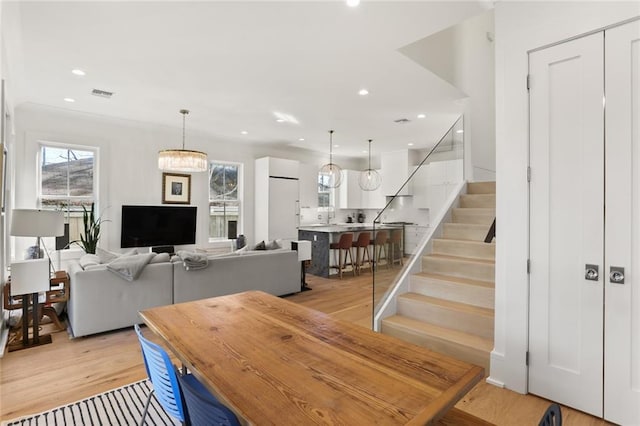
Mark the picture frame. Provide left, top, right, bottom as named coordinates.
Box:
left=162, top=172, right=191, bottom=204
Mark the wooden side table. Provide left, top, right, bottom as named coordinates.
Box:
left=4, top=270, right=70, bottom=349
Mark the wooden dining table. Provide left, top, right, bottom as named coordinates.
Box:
left=139, top=290, right=484, bottom=425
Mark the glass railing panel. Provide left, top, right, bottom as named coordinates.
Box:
left=372, top=116, right=464, bottom=328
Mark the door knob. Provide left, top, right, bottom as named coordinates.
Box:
left=585, top=264, right=599, bottom=281
left=610, top=267, right=625, bottom=284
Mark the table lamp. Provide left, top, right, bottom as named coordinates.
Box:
left=10, top=209, right=64, bottom=261
left=9, top=258, right=52, bottom=350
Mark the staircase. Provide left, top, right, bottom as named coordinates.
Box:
left=381, top=181, right=495, bottom=373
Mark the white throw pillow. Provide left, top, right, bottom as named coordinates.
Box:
left=79, top=254, right=101, bottom=269
left=150, top=252, right=171, bottom=263
left=96, top=247, right=119, bottom=264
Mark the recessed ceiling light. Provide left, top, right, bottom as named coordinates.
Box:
left=408, top=143, right=414, bottom=146
left=334, top=144, right=340, bottom=148
left=362, top=150, right=368, bottom=153
left=276, top=119, right=285, bottom=123
left=358, top=89, right=369, bottom=96
left=241, top=131, right=248, bottom=135
left=346, top=0, right=360, bottom=7
left=298, top=138, right=305, bottom=141
left=417, top=114, right=426, bottom=119
left=456, top=129, right=464, bottom=134
left=71, top=69, right=86, bottom=76
left=63, top=97, right=75, bottom=103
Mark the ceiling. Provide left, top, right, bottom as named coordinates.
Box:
left=3, top=1, right=489, bottom=158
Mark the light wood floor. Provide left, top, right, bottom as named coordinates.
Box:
left=0, top=270, right=609, bottom=425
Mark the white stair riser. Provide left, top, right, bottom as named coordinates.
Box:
left=443, top=224, right=488, bottom=241
left=381, top=322, right=490, bottom=372
left=452, top=209, right=495, bottom=225
left=467, top=181, right=496, bottom=195
left=432, top=239, right=495, bottom=260
left=397, top=297, right=494, bottom=340
left=422, top=256, right=495, bottom=282
left=460, top=194, right=496, bottom=208
left=410, top=277, right=494, bottom=309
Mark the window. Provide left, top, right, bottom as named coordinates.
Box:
left=39, top=144, right=97, bottom=243
left=209, top=162, right=241, bottom=239
left=318, top=172, right=333, bottom=210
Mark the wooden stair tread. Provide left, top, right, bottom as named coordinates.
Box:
left=466, top=181, right=496, bottom=195
left=383, top=315, right=494, bottom=352
left=413, top=272, right=494, bottom=288
left=399, top=292, right=495, bottom=317
left=426, top=253, right=495, bottom=265
left=433, top=238, right=495, bottom=247
left=453, top=207, right=496, bottom=213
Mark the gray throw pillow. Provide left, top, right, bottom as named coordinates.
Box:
left=265, top=240, right=281, bottom=250
left=254, top=241, right=266, bottom=250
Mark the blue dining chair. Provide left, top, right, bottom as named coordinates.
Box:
left=135, top=324, right=187, bottom=425
left=538, top=403, right=562, bottom=426
left=176, top=371, right=241, bottom=426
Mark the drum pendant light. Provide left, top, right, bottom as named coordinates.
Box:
left=158, top=109, right=208, bottom=172
left=358, top=139, right=381, bottom=191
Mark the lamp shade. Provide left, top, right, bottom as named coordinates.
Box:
left=10, top=209, right=64, bottom=237
left=10, top=259, right=50, bottom=294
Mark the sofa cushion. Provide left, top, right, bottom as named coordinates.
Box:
left=96, top=247, right=139, bottom=264
left=96, top=247, right=119, bottom=264
left=79, top=254, right=101, bottom=269
left=265, top=240, right=281, bottom=250
left=150, top=252, right=171, bottom=263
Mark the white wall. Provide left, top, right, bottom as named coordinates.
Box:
left=400, top=10, right=496, bottom=182
left=493, top=1, right=640, bottom=392
left=12, top=103, right=362, bottom=257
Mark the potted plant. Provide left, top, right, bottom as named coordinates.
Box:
left=73, top=203, right=106, bottom=254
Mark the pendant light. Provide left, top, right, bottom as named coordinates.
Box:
left=319, top=130, right=343, bottom=188
left=158, top=109, right=208, bottom=172
left=358, top=139, right=381, bottom=191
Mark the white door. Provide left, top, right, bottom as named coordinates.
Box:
left=604, top=20, right=640, bottom=425
left=528, top=32, right=605, bottom=416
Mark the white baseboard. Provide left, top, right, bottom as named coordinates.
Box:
left=485, top=376, right=505, bottom=388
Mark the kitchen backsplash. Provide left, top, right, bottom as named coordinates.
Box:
left=300, top=197, right=429, bottom=226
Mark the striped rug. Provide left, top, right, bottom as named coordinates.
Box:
left=2, top=379, right=180, bottom=426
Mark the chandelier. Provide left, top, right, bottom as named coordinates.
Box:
left=358, top=139, right=382, bottom=191
left=158, top=109, right=208, bottom=172
left=319, top=130, right=343, bottom=188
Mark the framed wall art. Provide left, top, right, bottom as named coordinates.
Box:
left=162, top=172, right=191, bottom=204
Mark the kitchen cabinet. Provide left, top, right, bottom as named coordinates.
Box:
left=381, top=150, right=414, bottom=196
left=412, top=159, right=463, bottom=211
left=336, top=170, right=385, bottom=209
left=299, top=165, right=318, bottom=208
left=404, top=225, right=430, bottom=255
left=255, top=157, right=300, bottom=243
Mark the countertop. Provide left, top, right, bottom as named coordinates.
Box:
left=298, top=223, right=404, bottom=233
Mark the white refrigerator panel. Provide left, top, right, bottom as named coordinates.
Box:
left=268, top=178, right=299, bottom=241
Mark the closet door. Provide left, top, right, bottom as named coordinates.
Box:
left=604, top=20, right=640, bottom=426
left=528, top=32, right=604, bottom=416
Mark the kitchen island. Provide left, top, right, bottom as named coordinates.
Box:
left=298, top=224, right=403, bottom=278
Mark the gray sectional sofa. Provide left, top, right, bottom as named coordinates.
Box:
left=67, top=250, right=300, bottom=337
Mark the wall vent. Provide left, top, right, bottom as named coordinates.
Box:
left=91, top=88, right=114, bottom=98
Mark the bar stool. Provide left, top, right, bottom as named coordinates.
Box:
left=330, top=233, right=355, bottom=279
left=352, top=232, right=372, bottom=275
left=372, top=230, right=389, bottom=270
left=387, top=229, right=403, bottom=267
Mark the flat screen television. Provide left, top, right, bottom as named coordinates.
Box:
left=121, top=205, right=197, bottom=248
